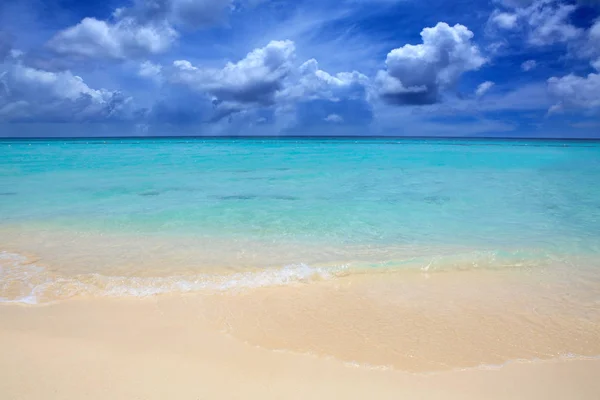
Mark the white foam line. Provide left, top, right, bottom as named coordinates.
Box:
left=1, top=252, right=350, bottom=304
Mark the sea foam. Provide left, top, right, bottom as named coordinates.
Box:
left=0, top=251, right=349, bottom=304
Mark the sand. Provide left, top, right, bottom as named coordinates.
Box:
left=1, top=296, right=600, bottom=400
left=2, top=225, right=600, bottom=398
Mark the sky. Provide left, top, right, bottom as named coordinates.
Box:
left=0, top=0, right=599, bottom=137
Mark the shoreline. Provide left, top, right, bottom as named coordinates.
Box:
left=2, top=224, right=600, bottom=397
left=2, top=297, right=600, bottom=399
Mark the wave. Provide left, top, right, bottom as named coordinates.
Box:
left=0, top=251, right=350, bottom=304
left=0, top=248, right=574, bottom=305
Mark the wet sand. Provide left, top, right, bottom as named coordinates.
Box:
left=1, top=297, right=600, bottom=400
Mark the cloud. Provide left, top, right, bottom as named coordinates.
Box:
left=580, top=20, right=600, bottom=60
left=324, top=113, right=343, bottom=123
left=521, top=59, right=537, bottom=71
left=545, top=18, right=600, bottom=113
left=170, top=40, right=296, bottom=107
left=48, top=17, right=178, bottom=60
left=489, top=0, right=582, bottom=46
left=282, top=58, right=370, bottom=102
left=0, top=63, right=133, bottom=122
left=475, top=81, right=495, bottom=96
left=47, top=0, right=235, bottom=60
left=165, top=0, right=234, bottom=29
left=491, top=11, right=519, bottom=29
left=421, top=82, right=552, bottom=114
left=123, top=0, right=234, bottom=29
left=168, top=41, right=373, bottom=124
left=376, top=22, right=486, bottom=105
left=138, top=60, right=163, bottom=81
left=548, top=72, right=600, bottom=111
left=526, top=1, right=581, bottom=46
left=279, top=58, right=372, bottom=128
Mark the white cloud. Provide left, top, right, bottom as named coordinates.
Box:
left=324, top=114, right=343, bottom=123
left=9, top=49, right=24, bottom=59
left=526, top=1, right=581, bottom=46
left=0, top=63, right=132, bottom=122
left=475, top=81, right=495, bottom=96
left=138, top=60, right=163, bottom=81
left=548, top=72, right=600, bottom=111
left=521, top=59, right=537, bottom=71
left=489, top=0, right=582, bottom=47
left=280, top=58, right=370, bottom=102
left=47, top=0, right=235, bottom=60
left=580, top=20, right=600, bottom=61
left=171, top=40, right=296, bottom=106
left=376, top=22, right=486, bottom=105
left=491, top=12, right=519, bottom=29
left=546, top=25, right=600, bottom=114
left=48, top=17, right=177, bottom=59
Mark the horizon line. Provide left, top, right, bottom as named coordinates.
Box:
left=1, top=136, right=600, bottom=141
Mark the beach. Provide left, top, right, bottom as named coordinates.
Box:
left=2, top=138, right=600, bottom=398
left=2, top=297, right=600, bottom=400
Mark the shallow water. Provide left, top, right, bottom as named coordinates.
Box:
left=1, top=138, right=600, bottom=299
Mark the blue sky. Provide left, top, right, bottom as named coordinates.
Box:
left=0, top=0, right=599, bottom=137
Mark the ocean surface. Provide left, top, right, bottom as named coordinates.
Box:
left=1, top=138, right=600, bottom=303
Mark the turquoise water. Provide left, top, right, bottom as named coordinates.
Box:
left=2, top=138, right=600, bottom=249
left=1, top=138, right=600, bottom=302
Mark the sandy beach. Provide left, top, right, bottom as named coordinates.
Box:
left=1, top=296, right=600, bottom=400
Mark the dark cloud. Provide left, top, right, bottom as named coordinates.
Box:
left=0, top=63, right=135, bottom=122
left=170, top=40, right=296, bottom=106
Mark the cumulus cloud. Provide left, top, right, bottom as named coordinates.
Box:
left=548, top=71, right=600, bottom=112
left=166, top=41, right=373, bottom=124
left=376, top=22, right=486, bottom=105
left=280, top=59, right=373, bottom=128
left=475, top=81, right=495, bottom=96
left=48, top=17, right=177, bottom=59
left=170, top=40, right=296, bottom=107
left=521, top=59, right=537, bottom=71
left=0, top=63, right=133, bottom=122
left=282, top=58, right=370, bottom=102
left=489, top=0, right=582, bottom=46
left=47, top=0, right=234, bottom=60
left=545, top=18, right=600, bottom=113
